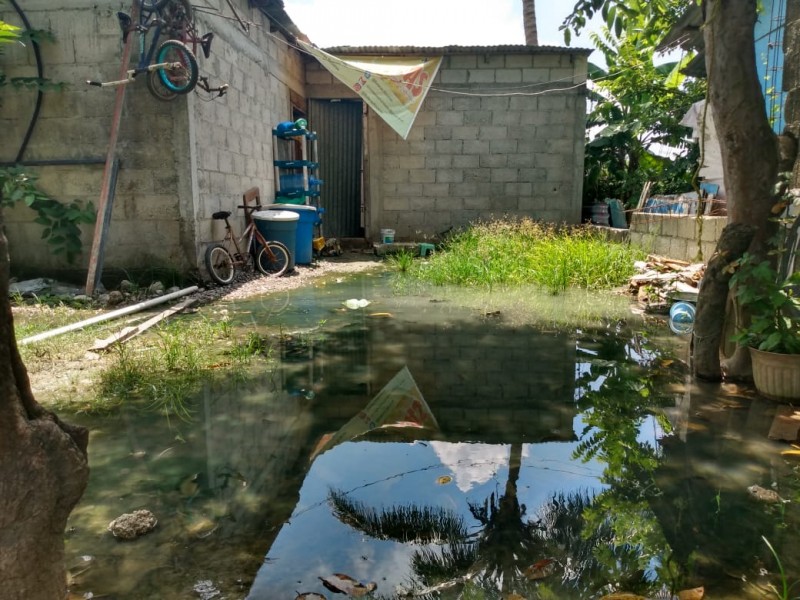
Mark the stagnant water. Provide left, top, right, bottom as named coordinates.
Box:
left=62, top=271, right=799, bottom=600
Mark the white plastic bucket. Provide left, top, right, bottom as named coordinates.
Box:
left=380, top=228, right=395, bottom=243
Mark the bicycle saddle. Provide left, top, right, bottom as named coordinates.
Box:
left=212, top=211, right=231, bottom=220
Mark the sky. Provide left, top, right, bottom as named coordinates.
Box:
left=281, top=0, right=603, bottom=52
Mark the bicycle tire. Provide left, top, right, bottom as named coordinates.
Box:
left=205, top=243, right=235, bottom=285
left=156, top=40, right=198, bottom=94
left=146, top=69, right=178, bottom=101
left=256, top=241, right=291, bottom=277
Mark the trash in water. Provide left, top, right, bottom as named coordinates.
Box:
left=343, top=298, right=371, bottom=309
left=669, top=301, right=695, bottom=335
left=193, top=580, right=221, bottom=599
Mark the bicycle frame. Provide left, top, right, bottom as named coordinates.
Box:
left=220, top=208, right=277, bottom=265
left=86, top=6, right=170, bottom=88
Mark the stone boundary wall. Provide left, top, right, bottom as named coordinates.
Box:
left=305, top=49, right=588, bottom=242
left=629, top=213, right=726, bottom=263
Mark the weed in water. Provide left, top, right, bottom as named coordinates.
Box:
left=386, top=249, right=416, bottom=273
left=229, top=331, right=271, bottom=363
left=763, top=536, right=800, bottom=600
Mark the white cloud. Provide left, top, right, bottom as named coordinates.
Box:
left=429, top=442, right=510, bottom=492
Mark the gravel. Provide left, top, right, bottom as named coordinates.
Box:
left=193, top=249, right=386, bottom=304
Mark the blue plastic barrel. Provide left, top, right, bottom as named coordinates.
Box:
left=253, top=210, right=299, bottom=270
left=266, top=204, right=318, bottom=265
left=669, top=301, right=696, bottom=335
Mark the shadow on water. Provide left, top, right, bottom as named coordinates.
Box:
left=62, top=272, right=799, bottom=599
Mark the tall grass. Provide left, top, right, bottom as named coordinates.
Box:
left=405, top=218, right=644, bottom=294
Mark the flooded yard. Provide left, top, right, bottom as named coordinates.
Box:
left=62, top=271, right=799, bottom=599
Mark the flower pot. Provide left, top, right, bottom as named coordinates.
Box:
left=749, top=347, right=800, bottom=402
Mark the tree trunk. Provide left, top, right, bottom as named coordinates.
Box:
left=0, top=206, right=90, bottom=600
left=692, top=223, right=755, bottom=380
left=523, top=0, right=538, bottom=45
left=693, top=0, right=779, bottom=380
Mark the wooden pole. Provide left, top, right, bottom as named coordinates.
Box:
left=85, top=1, right=139, bottom=295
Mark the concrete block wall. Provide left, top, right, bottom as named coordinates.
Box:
left=1, top=0, right=307, bottom=280
left=189, top=0, right=306, bottom=259
left=629, top=213, right=727, bottom=262
left=375, top=51, right=588, bottom=241
left=305, top=49, right=589, bottom=242
left=1, top=0, right=195, bottom=278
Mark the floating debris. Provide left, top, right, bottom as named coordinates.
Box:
left=319, top=573, right=377, bottom=596
left=523, top=558, right=556, bottom=580
left=193, top=579, right=221, bottom=599
left=343, top=298, right=371, bottom=310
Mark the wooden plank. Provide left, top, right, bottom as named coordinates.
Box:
left=90, top=296, right=198, bottom=352
left=636, top=181, right=653, bottom=211
left=85, top=1, right=139, bottom=295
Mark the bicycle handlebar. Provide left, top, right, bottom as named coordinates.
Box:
left=237, top=204, right=262, bottom=212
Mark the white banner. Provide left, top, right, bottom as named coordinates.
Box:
left=299, top=40, right=442, bottom=139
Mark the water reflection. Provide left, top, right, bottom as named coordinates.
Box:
left=62, top=273, right=798, bottom=600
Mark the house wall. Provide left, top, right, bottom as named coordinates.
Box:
left=305, top=49, right=588, bottom=242
left=0, top=0, right=305, bottom=282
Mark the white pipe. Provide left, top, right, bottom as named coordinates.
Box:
left=19, top=286, right=199, bottom=345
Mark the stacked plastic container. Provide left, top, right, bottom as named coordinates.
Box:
left=271, top=119, right=323, bottom=264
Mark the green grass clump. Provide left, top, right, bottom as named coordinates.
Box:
left=96, top=315, right=270, bottom=417
left=402, top=218, right=644, bottom=294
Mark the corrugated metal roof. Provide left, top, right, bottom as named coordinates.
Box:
left=321, top=44, right=593, bottom=56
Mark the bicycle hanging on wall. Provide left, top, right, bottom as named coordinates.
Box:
left=87, top=0, right=199, bottom=100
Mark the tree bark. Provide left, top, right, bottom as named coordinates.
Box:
left=0, top=205, right=90, bottom=599
left=523, top=0, right=538, bottom=45
left=692, top=223, right=755, bottom=380
left=693, top=0, right=779, bottom=380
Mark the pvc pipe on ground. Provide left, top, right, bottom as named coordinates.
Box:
left=18, top=285, right=199, bottom=346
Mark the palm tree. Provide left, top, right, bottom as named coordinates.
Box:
left=327, top=444, right=627, bottom=598
left=523, top=0, right=538, bottom=46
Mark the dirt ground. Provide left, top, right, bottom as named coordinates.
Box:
left=14, top=248, right=386, bottom=406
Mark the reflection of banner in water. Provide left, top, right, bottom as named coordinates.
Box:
left=311, top=366, right=439, bottom=460
left=298, top=40, right=442, bottom=139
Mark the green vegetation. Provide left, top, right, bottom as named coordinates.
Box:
left=2, top=21, right=95, bottom=264
left=392, top=218, right=645, bottom=294
left=96, top=315, right=271, bottom=415
left=385, top=249, right=416, bottom=273
left=763, top=536, right=800, bottom=600
left=562, top=0, right=705, bottom=207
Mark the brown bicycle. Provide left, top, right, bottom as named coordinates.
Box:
left=204, top=204, right=291, bottom=285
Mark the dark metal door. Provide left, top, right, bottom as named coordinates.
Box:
left=308, top=99, right=363, bottom=239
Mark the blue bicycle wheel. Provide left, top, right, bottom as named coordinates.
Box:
left=156, top=40, right=198, bottom=94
